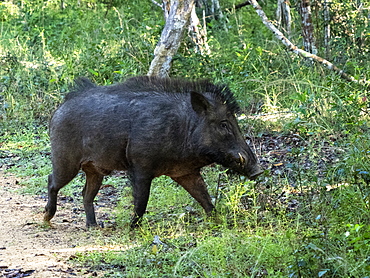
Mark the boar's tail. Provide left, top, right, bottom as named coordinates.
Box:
left=65, top=77, right=97, bottom=101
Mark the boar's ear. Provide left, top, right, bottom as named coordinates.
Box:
left=191, top=91, right=211, bottom=115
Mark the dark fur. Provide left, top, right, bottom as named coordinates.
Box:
left=67, top=76, right=241, bottom=115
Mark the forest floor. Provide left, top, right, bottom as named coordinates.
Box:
left=0, top=131, right=344, bottom=278
left=0, top=169, right=119, bottom=278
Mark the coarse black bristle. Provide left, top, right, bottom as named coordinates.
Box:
left=69, top=76, right=241, bottom=114
left=121, top=76, right=241, bottom=114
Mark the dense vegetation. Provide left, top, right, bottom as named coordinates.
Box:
left=0, top=0, right=369, bottom=277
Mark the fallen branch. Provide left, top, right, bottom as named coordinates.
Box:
left=248, top=0, right=370, bottom=87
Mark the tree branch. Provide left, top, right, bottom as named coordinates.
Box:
left=248, top=0, right=370, bottom=87
left=150, top=0, right=164, bottom=10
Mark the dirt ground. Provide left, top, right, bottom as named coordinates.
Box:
left=0, top=170, right=119, bottom=278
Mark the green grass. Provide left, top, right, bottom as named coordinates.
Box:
left=4, top=125, right=369, bottom=277
left=71, top=174, right=370, bottom=277
left=2, top=120, right=370, bottom=277
left=1, top=0, right=370, bottom=277
left=73, top=228, right=296, bottom=277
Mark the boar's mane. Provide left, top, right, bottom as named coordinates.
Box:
left=121, top=76, right=241, bottom=115
left=67, top=76, right=241, bottom=115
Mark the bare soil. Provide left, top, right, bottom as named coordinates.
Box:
left=0, top=170, right=118, bottom=278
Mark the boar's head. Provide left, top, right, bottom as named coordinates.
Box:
left=190, top=86, right=263, bottom=180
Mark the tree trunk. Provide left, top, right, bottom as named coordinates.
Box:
left=210, top=0, right=223, bottom=20
left=323, top=0, right=331, bottom=59
left=189, top=6, right=210, bottom=55
left=276, top=0, right=291, bottom=38
left=198, top=0, right=223, bottom=20
left=148, top=0, right=195, bottom=77
left=299, top=0, right=317, bottom=55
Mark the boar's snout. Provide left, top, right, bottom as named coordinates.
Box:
left=247, top=164, right=264, bottom=180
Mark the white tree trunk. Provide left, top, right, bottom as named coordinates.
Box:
left=211, top=0, right=223, bottom=20
left=148, top=0, right=195, bottom=77
left=299, top=0, right=317, bottom=55
left=189, top=7, right=210, bottom=55
left=276, top=0, right=291, bottom=38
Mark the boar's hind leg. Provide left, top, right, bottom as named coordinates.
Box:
left=81, top=164, right=104, bottom=227
left=44, top=168, right=79, bottom=223
left=172, top=172, right=215, bottom=214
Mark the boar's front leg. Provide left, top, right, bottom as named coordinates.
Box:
left=81, top=164, right=104, bottom=227
left=130, top=171, right=154, bottom=228
left=172, top=171, right=215, bottom=214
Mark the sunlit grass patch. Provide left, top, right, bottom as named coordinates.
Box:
left=73, top=226, right=296, bottom=277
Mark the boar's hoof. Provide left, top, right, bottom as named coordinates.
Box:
left=130, top=216, right=143, bottom=229
left=42, top=220, right=53, bottom=228
left=86, top=222, right=99, bottom=229
left=43, top=211, right=54, bottom=222
left=42, top=217, right=56, bottom=228
left=206, top=208, right=217, bottom=217
left=43, top=215, right=51, bottom=222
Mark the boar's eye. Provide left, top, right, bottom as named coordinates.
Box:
left=220, top=120, right=229, bottom=130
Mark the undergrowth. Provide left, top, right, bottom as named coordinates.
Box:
left=1, top=0, right=369, bottom=277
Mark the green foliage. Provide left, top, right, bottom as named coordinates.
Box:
left=1, top=0, right=370, bottom=277
left=0, top=123, right=50, bottom=194
left=0, top=2, right=19, bottom=21
left=0, top=0, right=162, bottom=121
left=329, top=0, right=370, bottom=64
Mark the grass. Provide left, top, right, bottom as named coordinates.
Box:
left=1, top=0, right=370, bottom=277
left=69, top=171, right=370, bottom=277
left=2, top=126, right=370, bottom=276
left=73, top=228, right=296, bottom=277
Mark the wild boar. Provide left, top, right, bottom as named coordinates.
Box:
left=44, top=76, right=263, bottom=227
